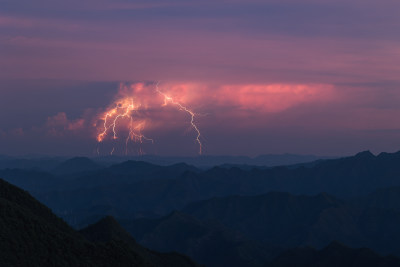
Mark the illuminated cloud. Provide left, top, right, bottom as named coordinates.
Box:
left=94, top=82, right=203, bottom=154
left=0, top=79, right=400, bottom=156
left=89, top=81, right=337, bottom=155
left=159, top=83, right=335, bottom=112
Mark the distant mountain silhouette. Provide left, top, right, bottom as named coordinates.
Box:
left=217, top=163, right=269, bottom=170
left=80, top=215, right=198, bottom=267
left=3, top=175, right=399, bottom=267
left=355, top=186, right=400, bottom=212
left=24, top=150, right=400, bottom=228
left=0, top=168, right=57, bottom=192
left=4, top=150, right=400, bottom=266
left=0, top=158, right=61, bottom=171
left=0, top=160, right=200, bottom=194
left=254, top=154, right=328, bottom=167
left=96, top=153, right=329, bottom=168
left=52, top=157, right=102, bottom=175
left=81, top=215, right=139, bottom=244
left=183, top=192, right=400, bottom=255
left=183, top=192, right=342, bottom=247
left=121, top=210, right=281, bottom=267
left=107, top=160, right=199, bottom=178
left=7, top=150, right=400, bottom=198
left=0, top=153, right=326, bottom=171
left=0, top=154, right=10, bottom=160
left=0, top=178, right=198, bottom=267
left=120, top=191, right=400, bottom=266
left=269, top=241, right=400, bottom=267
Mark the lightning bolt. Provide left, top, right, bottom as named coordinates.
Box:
left=125, top=118, right=154, bottom=155
left=97, top=98, right=153, bottom=155
left=155, top=82, right=202, bottom=155
left=96, top=82, right=204, bottom=155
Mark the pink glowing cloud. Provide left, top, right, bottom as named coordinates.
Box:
left=156, top=82, right=336, bottom=113
left=88, top=81, right=338, bottom=155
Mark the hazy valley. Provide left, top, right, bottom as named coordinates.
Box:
left=2, top=152, right=400, bottom=266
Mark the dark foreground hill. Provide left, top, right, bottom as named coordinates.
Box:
left=183, top=192, right=343, bottom=247
left=115, top=190, right=400, bottom=266
left=120, top=205, right=400, bottom=267
left=52, top=157, right=102, bottom=175
left=80, top=216, right=198, bottom=267
left=183, top=192, right=400, bottom=255
left=0, top=178, right=199, bottom=267
left=269, top=241, right=400, bottom=267
left=121, top=211, right=282, bottom=267
left=4, top=157, right=400, bottom=267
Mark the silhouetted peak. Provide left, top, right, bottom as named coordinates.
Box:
left=324, top=241, right=348, bottom=251
left=0, top=178, right=73, bottom=232
left=166, top=210, right=193, bottom=220
left=66, top=156, right=94, bottom=163
left=270, top=241, right=400, bottom=267
left=354, top=151, right=375, bottom=159
left=265, top=191, right=293, bottom=198
left=180, top=170, right=199, bottom=179
left=169, top=162, right=191, bottom=168
left=80, top=215, right=136, bottom=245
left=322, top=241, right=375, bottom=256
left=0, top=179, right=199, bottom=266
left=377, top=150, right=400, bottom=160
left=121, top=160, right=155, bottom=166
left=53, top=157, right=101, bottom=175
left=208, top=165, right=223, bottom=170
left=94, top=215, right=120, bottom=228
left=160, top=211, right=206, bottom=228
left=315, top=192, right=340, bottom=205
left=0, top=178, right=41, bottom=209
left=205, top=166, right=229, bottom=174
left=109, top=160, right=158, bottom=171
left=167, top=162, right=199, bottom=172
left=60, top=157, right=99, bottom=168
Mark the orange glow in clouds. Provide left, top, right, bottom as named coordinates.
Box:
left=156, top=82, right=202, bottom=154
left=96, top=96, right=152, bottom=155
left=95, top=82, right=335, bottom=155
left=96, top=82, right=202, bottom=155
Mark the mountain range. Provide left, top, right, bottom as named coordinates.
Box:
left=0, top=178, right=198, bottom=267
left=2, top=150, right=396, bottom=226
left=2, top=151, right=400, bottom=266
left=2, top=177, right=399, bottom=266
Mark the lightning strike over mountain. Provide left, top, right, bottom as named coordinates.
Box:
left=125, top=119, right=154, bottom=155
left=96, top=82, right=203, bottom=155
left=155, top=83, right=203, bottom=154
left=96, top=96, right=153, bottom=155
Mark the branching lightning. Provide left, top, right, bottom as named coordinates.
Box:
left=155, top=82, right=202, bottom=154
left=96, top=82, right=203, bottom=155
left=125, top=118, right=153, bottom=155
left=97, top=98, right=153, bottom=155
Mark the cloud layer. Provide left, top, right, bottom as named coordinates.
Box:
left=1, top=1, right=400, bottom=156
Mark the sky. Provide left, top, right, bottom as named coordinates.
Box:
left=1, top=0, right=400, bottom=157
